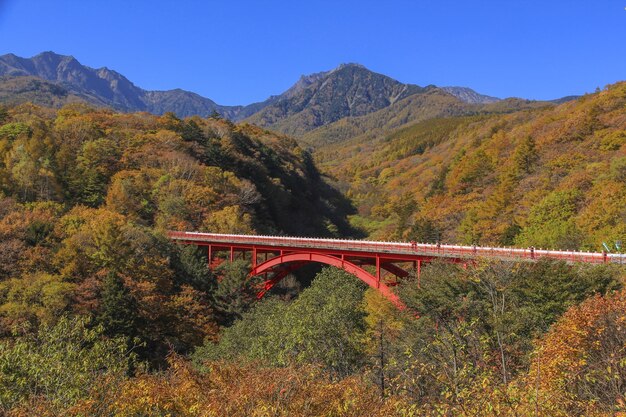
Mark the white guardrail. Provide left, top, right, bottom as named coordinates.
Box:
left=168, top=232, right=626, bottom=264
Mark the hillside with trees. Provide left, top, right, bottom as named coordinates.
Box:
left=0, top=101, right=358, bottom=364
left=316, top=82, right=626, bottom=252
left=0, top=88, right=625, bottom=416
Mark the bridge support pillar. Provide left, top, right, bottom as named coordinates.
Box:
left=208, top=245, right=212, bottom=267
left=252, top=247, right=257, bottom=268
left=417, top=260, right=421, bottom=288
left=376, top=256, right=381, bottom=288
left=230, top=246, right=234, bottom=263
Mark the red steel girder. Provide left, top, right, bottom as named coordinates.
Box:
left=176, top=242, right=437, bottom=264
left=256, top=261, right=308, bottom=299
left=250, top=252, right=403, bottom=308
left=354, top=258, right=411, bottom=278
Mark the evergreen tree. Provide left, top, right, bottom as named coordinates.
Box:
left=513, top=135, right=538, bottom=175
left=0, top=106, right=8, bottom=124
left=212, top=260, right=262, bottom=325
left=98, top=271, right=138, bottom=339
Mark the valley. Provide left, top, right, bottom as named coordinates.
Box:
left=0, top=49, right=624, bottom=416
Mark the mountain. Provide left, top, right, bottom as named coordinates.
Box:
left=0, top=52, right=246, bottom=118
left=244, top=63, right=429, bottom=136
left=0, top=52, right=146, bottom=110
left=0, top=101, right=358, bottom=238
left=243, top=64, right=543, bottom=145
left=0, top=52, right=549, bottom=139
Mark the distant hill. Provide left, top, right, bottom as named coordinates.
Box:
left=441, top=86, right=500, bottom=104
left=550, top=95, right=581, bottom=104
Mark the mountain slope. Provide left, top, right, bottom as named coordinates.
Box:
left=302, top=92, right=550, bottom=149
left=319, top=83, right=626, bottom=252
left=0, top=75, right=87, bottom=108
left=0, top=101, right=362, bottom=369
left=0, top=102, right=358, bottom=237
left=300, top=87, right=471, bottom=147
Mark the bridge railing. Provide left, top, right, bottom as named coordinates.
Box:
left=168, top=231, right=624, bottom=264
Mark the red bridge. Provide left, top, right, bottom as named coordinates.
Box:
left=168, top=232, right=622, bottom=308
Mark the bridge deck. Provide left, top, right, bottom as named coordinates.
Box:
left=168, top=232, right=623, bottom=264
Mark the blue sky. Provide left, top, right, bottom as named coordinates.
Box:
left=1, top=0, right=625, bottom=105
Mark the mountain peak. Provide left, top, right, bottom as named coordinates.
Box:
left=35, top=50, right=68, bottom=58
left=246, top=62, right=426, bottom=135
left=33, top=51, right=77, bottom=64
left=333, top=62, right=367, bottom=71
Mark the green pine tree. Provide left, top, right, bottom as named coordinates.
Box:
left=98, top=271, right=138, bottom=339
left=513, top=135, right=539, bottom=175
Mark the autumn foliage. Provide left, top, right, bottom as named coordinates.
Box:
left=0, top=90, right=625, bottom=416
left=319, top=82, right=626, bottom=250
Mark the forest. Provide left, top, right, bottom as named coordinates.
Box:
left=318, top=82, right=626, bottom=250
left=0, top=93, right=625, bottom=416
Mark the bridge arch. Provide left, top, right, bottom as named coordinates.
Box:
left=249, top=252, right=403, bottom=308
